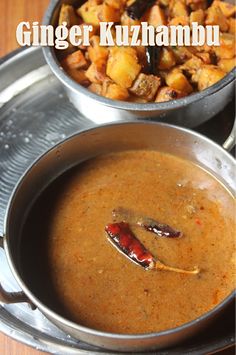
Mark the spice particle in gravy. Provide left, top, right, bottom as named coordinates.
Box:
left=21, top=150, right=235, bottom=334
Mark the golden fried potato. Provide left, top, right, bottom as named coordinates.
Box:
left=206, top=3, right=228, bottom=32
left=61, top=50, right=88, bottom=70
left=158, top=48, right=176, bottom=70
left=214, top=33, right=236, bottom=59
left=166, top=69, right=193, bottom=93
left=190, top=9, right=205, bottom=25
left=218, top=58, right=236, bottom=72
left=77, top=2, right=102, bottom=26
left=146, top=5, right=167, bottom=26
left=102, top=82, right=130, bottom=100
left=59, top=4, right=81, bottom=27
left=88, top=36, right=109, bottom=64
left=129, top=73, right=161, bottom=101
left=86, top=60, right=108, bottom=83
left=88, top=82, right=103, bottom=95
left=194, top=65, right=226, bottom=90
left=66, top=69, right=90, bottom=85
left=106, top=47, right=141, bottom=88
left=155, top=86, right=186, bottom=102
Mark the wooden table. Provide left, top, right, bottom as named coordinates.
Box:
left=0, top=0, right=235, bottom=354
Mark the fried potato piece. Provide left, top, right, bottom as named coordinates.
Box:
left=102, top=81, right=129, bottom=100
left=214, top=1, right=236, bottom=18
left=100, top=2, right=121, bottom=22
left=88, top=36, right=109, bottom=64
left=186, top=0, right=207, bottom=11
left=166, top=69, right=193, bottom=93
left=66, top=69, right=90, bottom=86
left=146, top=5, right=167, bottom=26
left=195, top=52, right=211, bottom=64
left=170, top=0, right=188, bottom=18
left=206, top=3, right=228, bottom=32
left=190, top=9, right=205, bottom=25
left=180, top=56, right=203, bottom=75
left=228, top=18, right=236, bottom=35
left=86, top=61, right=108, bottom=83
left=155, top=86, right=186, bottom=102
left=193, top=65, right=226, bottom=90
left=106, top=47, right=141, bottom=88
left=59, top=4, right=81, bottom=27
left=129, top=73, right=161, bottom=101
left=169, top=16, right=189, bottom=26
left=77, top=2, right=102, bottom=26
left=158, top=48, right=176, bottom=70
left=172, top=47, right=194, bottom=64
left=214, top=33, right=235, bottom=59
left=218, top=58, right=236, bottom=73
left=121, top=11, right=141, bottom=28
left=88, top=83, right=103, bottom=95
left=61, top=50, right=88, bottom=70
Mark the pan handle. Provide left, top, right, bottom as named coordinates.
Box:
left=0, top=237, right=35, bottom=308
left=223, top=118, right=236, bottom=152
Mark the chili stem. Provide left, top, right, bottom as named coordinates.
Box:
left=154, top=260, right=200, bottom=274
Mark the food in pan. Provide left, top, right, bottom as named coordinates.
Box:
left=57, top=0, right=235, bottom=103
left=21, top=150, right=235, bottom=334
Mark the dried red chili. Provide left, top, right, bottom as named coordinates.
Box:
left=126, top=0, right=156, bottom=20
left=112, top=207, right=182, bottom=238
left=105, top=222, right=199, bottom=274
left=105, top=222, right=154, bottom=269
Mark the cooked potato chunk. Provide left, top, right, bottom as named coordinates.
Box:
left=121, top=11, right=141, bottom=28
left=228, top=18, right=236, bottom=35
left=218, top=58, right=236, bottom=73
left=66, top=69, right=90, bottom=85
left=169, top=16, right=189, bottom=26
left=129, top=74, right=161, bottom=101
left=170, top=0, right=188, bottom=18
left=194, top=65, right=226, bottom=90
left=214, top=33, right=235, bottom=59
left=186, top=0, right=207, bottom=11
left=106, top=47, right=141, bottom=88
left=59, top=4, right=81, bottom=27
left=100, top=2, right=121, bottom=22
left=77, top=2, right=102, bottom=26
left=190, top=9, right=205, bottom=25
left=88, top=36, right=109, bottom=64
left=215, top=1, right=236, bottom=18
left=195, top=52, right=211, bottom=64
left=158, top=48, right=176, bottom=70
left=102, top=81, right=129, bottom=100
left=206, top=3, right=228, bottom=32
left=88, top=82, right=103, bottom=95
left=172, top=47, right=194, bottom=64
left=166, top=70, right=193, bottom=93
left=180, top=56, right=203, bottom=75
left=155, top=86, right=186, bottom=102
left=61, top=50, right=88, bottom=70
left=86, top=61, right=108, bottom=83
left=147, top=5, right=167, bottom=26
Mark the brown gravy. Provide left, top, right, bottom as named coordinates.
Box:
left=20, top=150, right=236, bottom=334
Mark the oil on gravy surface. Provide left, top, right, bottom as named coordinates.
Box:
left=21, top=150, right=235, bottom=334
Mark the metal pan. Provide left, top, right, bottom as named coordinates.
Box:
left=0, top=121, right=235, bottom=352
left=43, top=0, right=235, bottom=126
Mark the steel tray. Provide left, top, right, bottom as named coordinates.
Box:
left=0, top=46, right=235, bottom=354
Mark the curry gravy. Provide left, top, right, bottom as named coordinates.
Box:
left=21, top=150, right=236, bottom=334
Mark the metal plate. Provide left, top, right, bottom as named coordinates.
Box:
left=0, top=47, right=235, bottom=354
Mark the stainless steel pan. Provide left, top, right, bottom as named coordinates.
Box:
left=43, top=0, right=235, bottom=126
left=0, top=121, right=235, bottom=352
